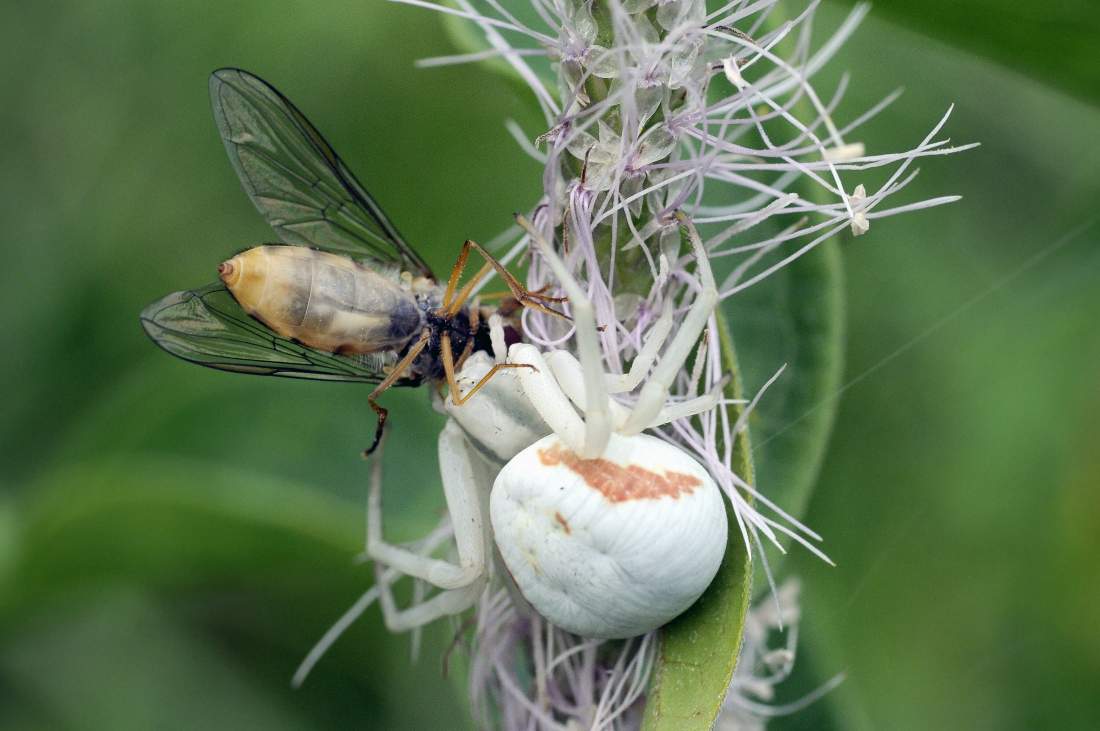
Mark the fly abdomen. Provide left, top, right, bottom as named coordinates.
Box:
left=219, top=245, right=423, bottom=354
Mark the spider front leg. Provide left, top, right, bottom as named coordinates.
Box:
left=604, top=299, right=674, bottom=394
left=367, top=420, right=492, bottom=593
left=544, top=348, right=726, bottom=431
left=514, top=215, right=611, bottom=458
left=620, top=214, right=718, bottom=435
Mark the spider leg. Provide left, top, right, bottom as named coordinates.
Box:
left=488, top=313, right=508, bottom=363
left=620, top=213, right=718, bottom=435
left=372, top=420, right=496, bottom=632
left=605, top=299, right=674, bottom=394
left=375, top=563, right=484, bottom=633
left=547, top=349, right=725, bottom=431
left=292, top=525, right=455, bottom=687
left=507, top=344, right=587, bottom=453
left=541, top=351, right=721, bottom=433
left=645, top=379, right=728, bottom=428
left=545, top=350, right=632, bottom=429
left=367, top=420, right=491, bottom=590
left=516, top=215, right=610, bottom=457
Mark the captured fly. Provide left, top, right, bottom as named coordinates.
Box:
left=140, top=68, right=563, bottom=453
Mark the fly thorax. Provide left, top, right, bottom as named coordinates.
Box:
left=409, top=276, right=438, bottom=296
left=387, top=297, right=422, bottom=342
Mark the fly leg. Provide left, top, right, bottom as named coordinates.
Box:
left=472, top=284, right=566, bottom=303
left=439, top=237, right=487, bottom=311
left=529, top=283, right=568, bottom=303
left=364, top=401, right=388, bottom=459
left=455, top=297, right=481, bottom=373
left=439, top=329, right=534, bottom=407
left=363, top=330, right=431, bottom=457
left=438, top=239, right=571, bottom=321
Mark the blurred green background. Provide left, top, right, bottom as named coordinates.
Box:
left=1, top=1, right=1098, bottom=729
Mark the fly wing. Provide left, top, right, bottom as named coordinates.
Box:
left=209, top=68, right=434, bottom=280
left=140, top=284, right=420, bottom=384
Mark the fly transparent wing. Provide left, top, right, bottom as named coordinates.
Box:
left=140, top=284, right=419, bottom=384
left=209, top=67, right=434, bottom=279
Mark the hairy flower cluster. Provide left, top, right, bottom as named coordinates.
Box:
left=297, top=0, right=970, bottom=727
left=718, top=579, right=844, bottom=730
left=470, top=587, right=656, bottom=729
left=408, top=0, right=969, bottom=572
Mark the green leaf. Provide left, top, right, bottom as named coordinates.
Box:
left=5, top=457, right=362, bottom=607
left=641, top=310, right=754, bottom=730
left=726, top=235, right=845, bottom=552
left=1, top=593, right=310, bottom=731
left=833, top=0, right=1100, bottom=106
left=438, top=1, right=556, bottom=92
left=2, top=457, right=471, bottom=730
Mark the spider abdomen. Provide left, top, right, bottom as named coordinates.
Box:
left=491, top=432, right=727, bottom=639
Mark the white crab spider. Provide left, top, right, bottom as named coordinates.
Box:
left=363, top=214, right=727, bottom=640
left=490, top=214, right=727, bottom=639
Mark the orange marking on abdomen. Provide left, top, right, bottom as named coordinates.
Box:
left=554, top=511, right=571, bottom=533
left=537, top=443, right=701, bottom=502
